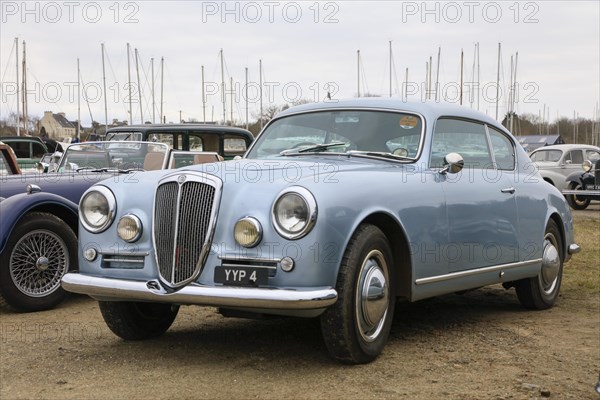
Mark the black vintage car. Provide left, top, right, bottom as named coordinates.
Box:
left=563, top=159, right=600, bottom=210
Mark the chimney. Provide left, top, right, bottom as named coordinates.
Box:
left=58, top=112, right=66, bottom=117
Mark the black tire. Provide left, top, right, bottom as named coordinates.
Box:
left=0, top=212, right=77, bottom=312
left=99, top=301, right=179, bottom=340
left=320, top=224, right=395, bottom=364
left=566, top=182, right=590, bottom=210
left=515, top=219, right=563, bottom=310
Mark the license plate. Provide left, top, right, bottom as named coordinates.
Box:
left=214, top=266, right=269, bottom=286
left=585, top=185, right=600, bottom=190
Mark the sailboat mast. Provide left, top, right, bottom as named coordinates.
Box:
left=512, top=52, right=519, bottom=133
left=77, top=58, right=81, bottom=140
left=230, top=76, right=234, bottom=126
left=389, top=41, right=392, bottom=97
left=160, top=57, right=164, bottom=123
left=357, top=50, right=361, bottom=97
left=428, top=56, right=432, bottom=100
left=460, top=49, right=464, bottom=105
left=477, top=42, right=480, bottom=110
left=135, top=48, right=143, bottom=123
left=470, top=43, right=476, bottom=108
left=151, top=58, right=155, bottom=124
left=259, top=59, right=263, bottom=130
left=245, top=67, right=249, bottom=129
left=21, top=41, right=28, bottom=133
left=202, top=65, right=206, bottom=124
left=495, top=43, right=501, bottom=120
left=220, top=49, right=226, bottom=125
left=127, top=43, right=132, bottom=123
left=404, top=67, right=408, bottom=102
left=101, top=43, right=108, bottom=133
left=15, top=38, right=20, bottom=136
left=435, top=47, right=441, bottom=102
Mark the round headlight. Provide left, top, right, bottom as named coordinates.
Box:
left=272, top=187, right=317, bottom=239
left=80, top=186, right=116, bottom=233
left=117, top=214, right=143, bottom=242
left=234, top=217, right=262, bottom=248
left=582, top=160, right=593, bottom=172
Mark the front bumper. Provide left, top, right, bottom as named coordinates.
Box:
left=61, top=273, right=338, bottom=310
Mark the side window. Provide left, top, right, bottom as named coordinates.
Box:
left=190, top=133, right=219, bottom=153
left=487, top=126, right=515, bottom=170
left=32, top=143, right=47, bottom=158
left=150, top=133, right=180, bottom=149
left=224, top=135, right=247, bottom=158
left=431, top=118, right=492, bottom=168
left=585, top=150, right=600, bottom=162
left=565, top=150, right=583, bottom=164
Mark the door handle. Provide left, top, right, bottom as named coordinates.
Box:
left=501, top=187, right=516, bottom=194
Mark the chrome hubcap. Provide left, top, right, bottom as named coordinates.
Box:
left=356, top=250, right=389, bottom=342
left=9, top=230, right=69, bottom=297
left=540, top=235, right=560, bottom=294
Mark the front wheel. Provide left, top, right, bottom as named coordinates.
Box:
left=515, top=219, right=563, bottom=310
left=320, top=224, right=395, bottom=364
left=0, top=212, right=77, bottom=312
left=566, top=182, right=590, bottom=210
left=99, top=301, right=179, bottom=340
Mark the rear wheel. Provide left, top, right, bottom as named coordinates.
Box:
left=320, top=224, right=395, bottom=364
left=565, top=182, right=590, bottom=210
left=0, top=212, right=76, bottom=312
left=99, top=301, right=179, bottom=340
left=515, top=219, right=563, bottom=310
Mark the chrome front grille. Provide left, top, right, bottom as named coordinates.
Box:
left=153, top=173, right=221, bottom=288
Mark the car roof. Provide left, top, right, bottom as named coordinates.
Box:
left=530, top=144, right=600, bottom=152
left=106, top=124, right=254, bottom=139
left=275, top=98, right=506, bottom=131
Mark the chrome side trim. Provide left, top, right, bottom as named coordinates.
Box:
left=100, top=251, right=150, bottom=257
left=218, top=255, right=282, bottom=263
left=415, top=259, right=542, bottom=285
left=562, top=189, right=600, bottom=195
left=568, top=244, right=581, bottom=255
left=103, top=258, right=145, bottom=264
left=62, top=273, right=337, bottom=310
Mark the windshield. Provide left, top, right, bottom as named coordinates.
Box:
left=106, top=131, right=143, bottom=141
left=246, top=110, right=423, bottom=161
left=530, top=149, right=562, bottom=162
left=57, top=141, right=169, bottom=172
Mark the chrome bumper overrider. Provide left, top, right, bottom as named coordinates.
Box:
left=61, top=273, right=337, bottom=310
left=568, top=244, right=581, bottom=255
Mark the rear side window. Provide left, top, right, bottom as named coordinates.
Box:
left=487, top=126, right=515, bottom=170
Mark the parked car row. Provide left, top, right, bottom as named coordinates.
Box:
left=529, top=143, right=600, bottom=210
left=56, top=99, right=580, bottom=364
left=0, top=131, right=248, bottom=312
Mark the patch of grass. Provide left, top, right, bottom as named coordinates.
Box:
left=562, top=217, right=600, bottom=294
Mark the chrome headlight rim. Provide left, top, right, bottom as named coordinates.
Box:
left=272, top=186, right=317, bottom=240
left=79, top=185, right=117, bottom=233
left=117, top=214, right=143, bottom=243
left=234, top=216, right=263, bottom=248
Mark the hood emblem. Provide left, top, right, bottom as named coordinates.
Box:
left=177, top=174, right=187, bottom=184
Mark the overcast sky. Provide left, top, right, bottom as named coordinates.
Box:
left=1, top=0, right=599, bottom=127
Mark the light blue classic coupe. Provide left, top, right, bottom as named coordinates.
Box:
left=62, top=99, right=580, bottom=364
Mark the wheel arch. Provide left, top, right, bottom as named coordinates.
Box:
left=0, top=194, right=78, bottom=254
left=548, top=212, right=566, bottom=262
left=359, top=212, right=412, bottom=300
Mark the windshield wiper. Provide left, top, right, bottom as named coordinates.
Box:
left=77, top=167, right=143, bottom=174
left=280, top=142, right=347, bottom=156
left=345, top=150, right=412, bottom=161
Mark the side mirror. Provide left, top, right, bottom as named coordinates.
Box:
left=440, top=152, right=464, bottom=175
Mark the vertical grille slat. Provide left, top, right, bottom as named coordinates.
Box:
left=153, top=176, right=218, bottom=287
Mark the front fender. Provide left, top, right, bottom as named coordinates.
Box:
left=564, top=171, right=593, bottom=187
left=0, top=192, right=78, bottom=254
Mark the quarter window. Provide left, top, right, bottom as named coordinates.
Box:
left=565, top=150, right=583, bottom=164
left=487, top=126, right=515, bottom=170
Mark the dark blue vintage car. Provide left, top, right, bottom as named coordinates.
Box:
left=0, top=141, right=223, bottom=312
left=563, top=159, right=600, bottom=209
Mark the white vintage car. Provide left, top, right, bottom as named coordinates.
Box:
left=529, top=144, right=600, bottom=191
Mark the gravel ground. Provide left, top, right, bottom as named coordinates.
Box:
left=1, top=206, right=599, bottom=400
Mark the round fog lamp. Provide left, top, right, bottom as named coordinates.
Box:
left=280, top=257, right=295, bottom=272
left=83, top=247, right=97, bottom=261
left=234, top=217, right=262, bottom=248
left=117, top=214, right=142, bottom=242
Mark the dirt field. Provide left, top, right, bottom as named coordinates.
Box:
left=1, top=206, right=599, bottom=400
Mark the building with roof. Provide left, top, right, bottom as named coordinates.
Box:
left=39, top=111, right=76, bottom=140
